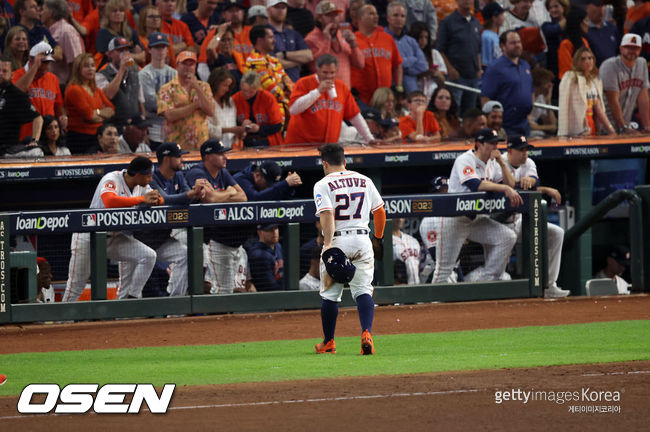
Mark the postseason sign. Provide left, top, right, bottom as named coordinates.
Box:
left=9, top=193, right=535, bottom=235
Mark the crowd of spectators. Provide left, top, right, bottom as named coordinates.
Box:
left=4, top=0, right=650, bottom=157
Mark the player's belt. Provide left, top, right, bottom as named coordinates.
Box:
left=334, top=229, right=369, bottom=237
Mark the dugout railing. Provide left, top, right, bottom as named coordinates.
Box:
left=0, top=192, right=547, bottom=324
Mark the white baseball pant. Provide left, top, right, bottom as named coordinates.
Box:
left=205, top=240, right=241, bottom=294
left=63, top=232, right=157, bottom=302
left=320, top=234, right=374, bottom=302
left=510, top=215, right=564, bottom=288
left=432, top=215, right=517, bottom=283
left=120, top=238, right=188, bottom=297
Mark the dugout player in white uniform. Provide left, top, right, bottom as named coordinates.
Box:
left=501, top=135, right=569, bottom=298
left=419, top=176, right=461, bottom=283
left=313, top=143, right=386, bottom=355
left=392, top=218, right=422, bottom=285
left=432, top=129, right=523, bottom=284
left=63, top=156, right=160, bottom=302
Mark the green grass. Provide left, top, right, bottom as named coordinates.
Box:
left=1, top=320, right=649, bottom=396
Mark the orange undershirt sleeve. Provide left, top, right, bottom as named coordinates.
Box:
left=101, top=192, right=146, bottom=208
left=372, top=206, right=386, bottom=239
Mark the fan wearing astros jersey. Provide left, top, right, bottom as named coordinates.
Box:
left=63, top=156, right=161, bottom=302
left=351, top=4, right=403, bottom=104
left=313, top=143, right=386, bottom=355
left=432, top=128, right=523, bottom=284
left=285, top=54, right=374, bottom=145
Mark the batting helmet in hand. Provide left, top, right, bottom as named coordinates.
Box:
left=322, top=247, right=356, bottom=284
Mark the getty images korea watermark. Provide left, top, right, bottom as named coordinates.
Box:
left=494, top=388, right=622, bottom=414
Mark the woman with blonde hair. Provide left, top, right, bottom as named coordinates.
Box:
left=64, top=53, right=115, bottom=153
left=96, top=0, right=144, bottom=64
left=3, top=26, right=29, bottom=70
left=558, top=46, right=615, bottom=137
left=370, top=87, right=398, bottom=120
left=368, top=87, right=402, bottom=142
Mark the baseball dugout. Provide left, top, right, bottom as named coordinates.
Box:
left=1, top=192, right=549, bottom=324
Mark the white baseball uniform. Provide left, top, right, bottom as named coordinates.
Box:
left=62, top=170, right=157, bottom=302
left=392, top=230, right=421, bottom=284
left=233, top=246, right=250, bottom=292
left=432, top=150, right=517, bottom=283
left=299, top=273, right=320, bottom=291
left=501, top=152, right=564, bottom=288
left=313, top=170, right=384, bottom=302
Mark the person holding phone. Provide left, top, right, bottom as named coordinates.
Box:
left=305, top=1, right=364, bottom=88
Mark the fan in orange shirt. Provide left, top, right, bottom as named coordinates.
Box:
left=12, top=42, right=66, bottom=141
left=398, top=91, right=441, bottom=142
left=232, top=71, right=284, bottom=147
left=350, top=4, right=403, bottom=104
left=158, top=0, right=195, bottom=55
left=285, top=53, right=373, bottom=145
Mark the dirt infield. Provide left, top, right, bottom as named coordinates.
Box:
left=1, top=295, right=649, bottom=430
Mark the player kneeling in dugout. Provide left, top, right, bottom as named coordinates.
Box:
left=432, top=129, right=523, bottom=284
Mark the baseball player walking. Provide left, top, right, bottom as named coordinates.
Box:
left=313, top=143, right=386, bottom=355
left=501, top=136, right=570, bottom=298
left=433, top=129, right=523, bottom=284
left=63, top=156, right=160, bottom=302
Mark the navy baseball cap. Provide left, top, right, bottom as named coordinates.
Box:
left=148, top=32, right=170, bottom=48
left=363, top=108, right=398, bottom=129
left=322, top=247, right=356, bottom=284
left=200, top=139, right=228, bottom=156
left=257, top=223, right=279, bottom=230
left=156, top=142, right=189, bottom=160
left=108, top=36, right=130, bottom=51
left=430, top=176, right=448, bottom=192
left=224, top=0, right=245, bottom=9
left=475, top=128, right=504, bottom=144
left=482, top=2, right=505, bottom=19
left=125, top=115, right=150, bottom=129
left=507, top=135, right=534, bottom=150
left=259, top=161, right=282, bottom=185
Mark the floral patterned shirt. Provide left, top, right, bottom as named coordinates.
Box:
left=244, top=50, right=294, bottom=121
left=157, top=76, right=213, bottom=150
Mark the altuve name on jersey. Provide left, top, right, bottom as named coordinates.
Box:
left=328, top=177, right=367, bottom=191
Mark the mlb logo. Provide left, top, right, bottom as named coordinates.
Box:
left=55, top=169, right=62, bottom=176
left=214, top=209, right=227, bottom=220
left=82, top=213, right=97, bottom=227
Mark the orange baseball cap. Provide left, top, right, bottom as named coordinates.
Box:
left=176, top=51, right=197, bottom=64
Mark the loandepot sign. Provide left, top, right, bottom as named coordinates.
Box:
left=259, top=205, right=305, bottom=220
left=15, top=215, right=70, bottom=231
left=455, top=197, right=507, bottom=213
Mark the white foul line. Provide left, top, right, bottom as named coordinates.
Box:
left=0, top=388, right=483, bottom=420
left=168, top=388, right=483, bottom=411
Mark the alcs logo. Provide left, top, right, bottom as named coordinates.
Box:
left=17, top=383, right=175, bottom=414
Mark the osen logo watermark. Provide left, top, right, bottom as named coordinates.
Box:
left=455, top=197, right=506, bottom=213
left=17, top=383, right=175, bottom=414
